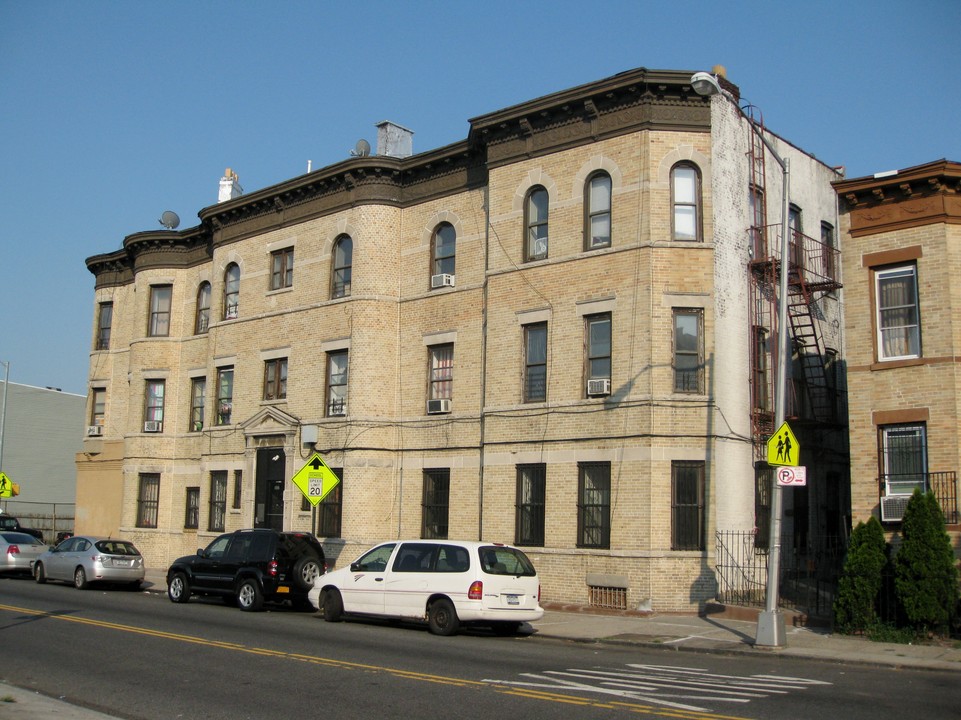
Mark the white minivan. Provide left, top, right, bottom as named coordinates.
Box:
left=309, top=540, right=543, bottom=636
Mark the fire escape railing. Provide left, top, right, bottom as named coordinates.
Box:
left=748, top=225, right=842, bottom=452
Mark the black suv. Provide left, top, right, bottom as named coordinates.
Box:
left=166, top=529, right=326, bottom=611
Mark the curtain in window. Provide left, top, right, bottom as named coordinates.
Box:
left=430, top=345, right=453, bottom=399
left=878, top=268, right=919, bottom=358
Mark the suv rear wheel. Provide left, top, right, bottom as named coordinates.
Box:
left=293, top=555, right=322, bottom=590
left=237, top=578, right=264, bottom=612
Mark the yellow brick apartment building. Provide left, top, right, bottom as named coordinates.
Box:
left=78, top=67, right=847, bottom=611
left=835, top=160, right=961, bottom=553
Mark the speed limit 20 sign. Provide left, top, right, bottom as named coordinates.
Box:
left=776, top=466, right=807, bottom=487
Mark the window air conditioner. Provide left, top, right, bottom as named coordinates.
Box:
left=587, top=378, right=611, bottom=396
left=431, top=273, right=455, bottom=289
left=87, top=425, right=103, bottom=437
left=143, top=421, right=163, bottom=433
left=881, top=495, right=911, bottom=523
left=427, top=399, right=452, bottom=414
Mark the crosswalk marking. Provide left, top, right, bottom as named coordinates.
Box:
left=484, top=663, right=831, bottom=713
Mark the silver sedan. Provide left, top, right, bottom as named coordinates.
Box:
left=34, top=535, right=145, bottom=590
left=0, top=532, right=47, bottom=575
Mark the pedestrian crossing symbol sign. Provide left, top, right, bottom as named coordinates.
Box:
left=767, top=422, right=800, bottom=467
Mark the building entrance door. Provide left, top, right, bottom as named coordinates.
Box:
left=255, top=448, right=286, bottom=530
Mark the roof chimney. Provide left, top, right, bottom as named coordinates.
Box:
left=218, top=168, right=243, bottom=203
left=375, top=121, right=414, bottom=158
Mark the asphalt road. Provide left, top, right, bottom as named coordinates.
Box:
left=1, top=576, right=959, bottom=720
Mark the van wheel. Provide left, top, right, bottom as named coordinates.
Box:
left=167, top=572, right=191, bottom=603
left=427, top=598, right=460, bottom=636
left=237, top=579, right=264, bottom=611
left=34, top=562, right=46, bottom=584
left=293, top=556, right=322, bottom=591
left=322, top=589, right=343, bottom=622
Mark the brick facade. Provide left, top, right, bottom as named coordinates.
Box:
left=78, top=67, right=844, bottom=611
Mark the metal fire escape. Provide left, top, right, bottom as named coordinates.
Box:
left=746, top=106, right=842, bottom=460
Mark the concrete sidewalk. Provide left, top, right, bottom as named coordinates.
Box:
left=3, top=570, right=959, bottom=719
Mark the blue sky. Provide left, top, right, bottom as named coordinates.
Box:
left=1, top=1, right=958, bottom=396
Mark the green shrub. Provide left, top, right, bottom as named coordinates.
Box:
left=894, top=490, right=960, bottom=635
left=834, top=516, right=888, bottom=633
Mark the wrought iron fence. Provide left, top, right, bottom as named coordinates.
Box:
left=715, top=530, right=843, bottom=619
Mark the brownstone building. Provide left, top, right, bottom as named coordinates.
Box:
left=78, top=67, right=847, bottom=611
left=835, top=160, right=961, bottom=555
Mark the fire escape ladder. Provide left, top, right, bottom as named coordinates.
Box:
left=786, top=278, right=833, bottom=423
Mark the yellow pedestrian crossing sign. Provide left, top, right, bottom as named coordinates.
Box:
left=767, top=422, right=800, bottom=467
left=0, top=472, right=18, bottom=498
left=291, top=453, right=341, bottom=506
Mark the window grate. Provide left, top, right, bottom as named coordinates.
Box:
left=588, top=585, right=627, bottom=610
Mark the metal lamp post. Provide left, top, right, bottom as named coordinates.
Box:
left=691, top=71, right=790, bottom=647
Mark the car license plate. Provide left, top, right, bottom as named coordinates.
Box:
left=506, top=594, right=520, bottom=605
left=277, top=585, right=289, bottom=594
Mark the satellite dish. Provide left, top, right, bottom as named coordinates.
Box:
left=159, top=210, right=180, bottom=230
left=351, top=139, right=371, bottom=157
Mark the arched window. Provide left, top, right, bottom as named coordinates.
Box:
left=671, top=164, right=701, bottom=242
left=431, top=222, right=456, bottom=285
left=223, top=264, right=240, bottom=320
left=525, top=186, right=549, bottom=261
left=331, top=235, right=352, bottom=299
left=195, top=282, right=211, bottom=334
left=585, top=172, right=612, bottom=249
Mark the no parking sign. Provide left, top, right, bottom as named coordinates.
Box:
left=776, top=466, right=807, bottom=487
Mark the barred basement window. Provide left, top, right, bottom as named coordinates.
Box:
left=588, top=585, right=627, bottom=610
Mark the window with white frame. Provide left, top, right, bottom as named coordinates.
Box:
left=223, top=264, right=240, bottom=320
left=671, top=164, right=700, bottom=241
left=876, top=264, right=920, bottom=360
left=216, top=367, right=233, bottom=425
left=326, top=350, right=348, bottom=416
left=585, top=172, right=612, bottom=249
left=525, top=186, right=549, bottom=261
left=331, top=235, right=352, bottom=299
left=432, top=223, right=456, bottom=280
left=195, top=282, right=211, bottom=334
left=144, top=380, right=165, bottom=429
left=880, top=423, right=927, bottom=496
left=189, top=377, right=205, bottom=431
left=148, top=285, right=172, bottom=337
left=585, top=314, right=611, bottom=389
left=428, top=344, right=453, bottom=401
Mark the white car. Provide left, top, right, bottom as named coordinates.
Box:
left=309, top=540, right=543, bottom=635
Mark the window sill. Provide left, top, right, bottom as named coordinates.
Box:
left=871, top=357, right=923, bottom=371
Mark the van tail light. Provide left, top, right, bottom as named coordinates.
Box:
left=468, top=580, right=483, bottom=600
left=268, top=559, right=279, bottom=577
left=7, top=545, right=19, bottom=555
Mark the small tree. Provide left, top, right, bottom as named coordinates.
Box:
left=894, top=490, right=960, bottom=635
left=834, top=516, right=888, bottom=633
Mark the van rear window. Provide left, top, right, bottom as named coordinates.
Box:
left=479, top=546, right=536, bottom=576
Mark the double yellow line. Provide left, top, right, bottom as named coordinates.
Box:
left=0, top=604, right=749, bottom=720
